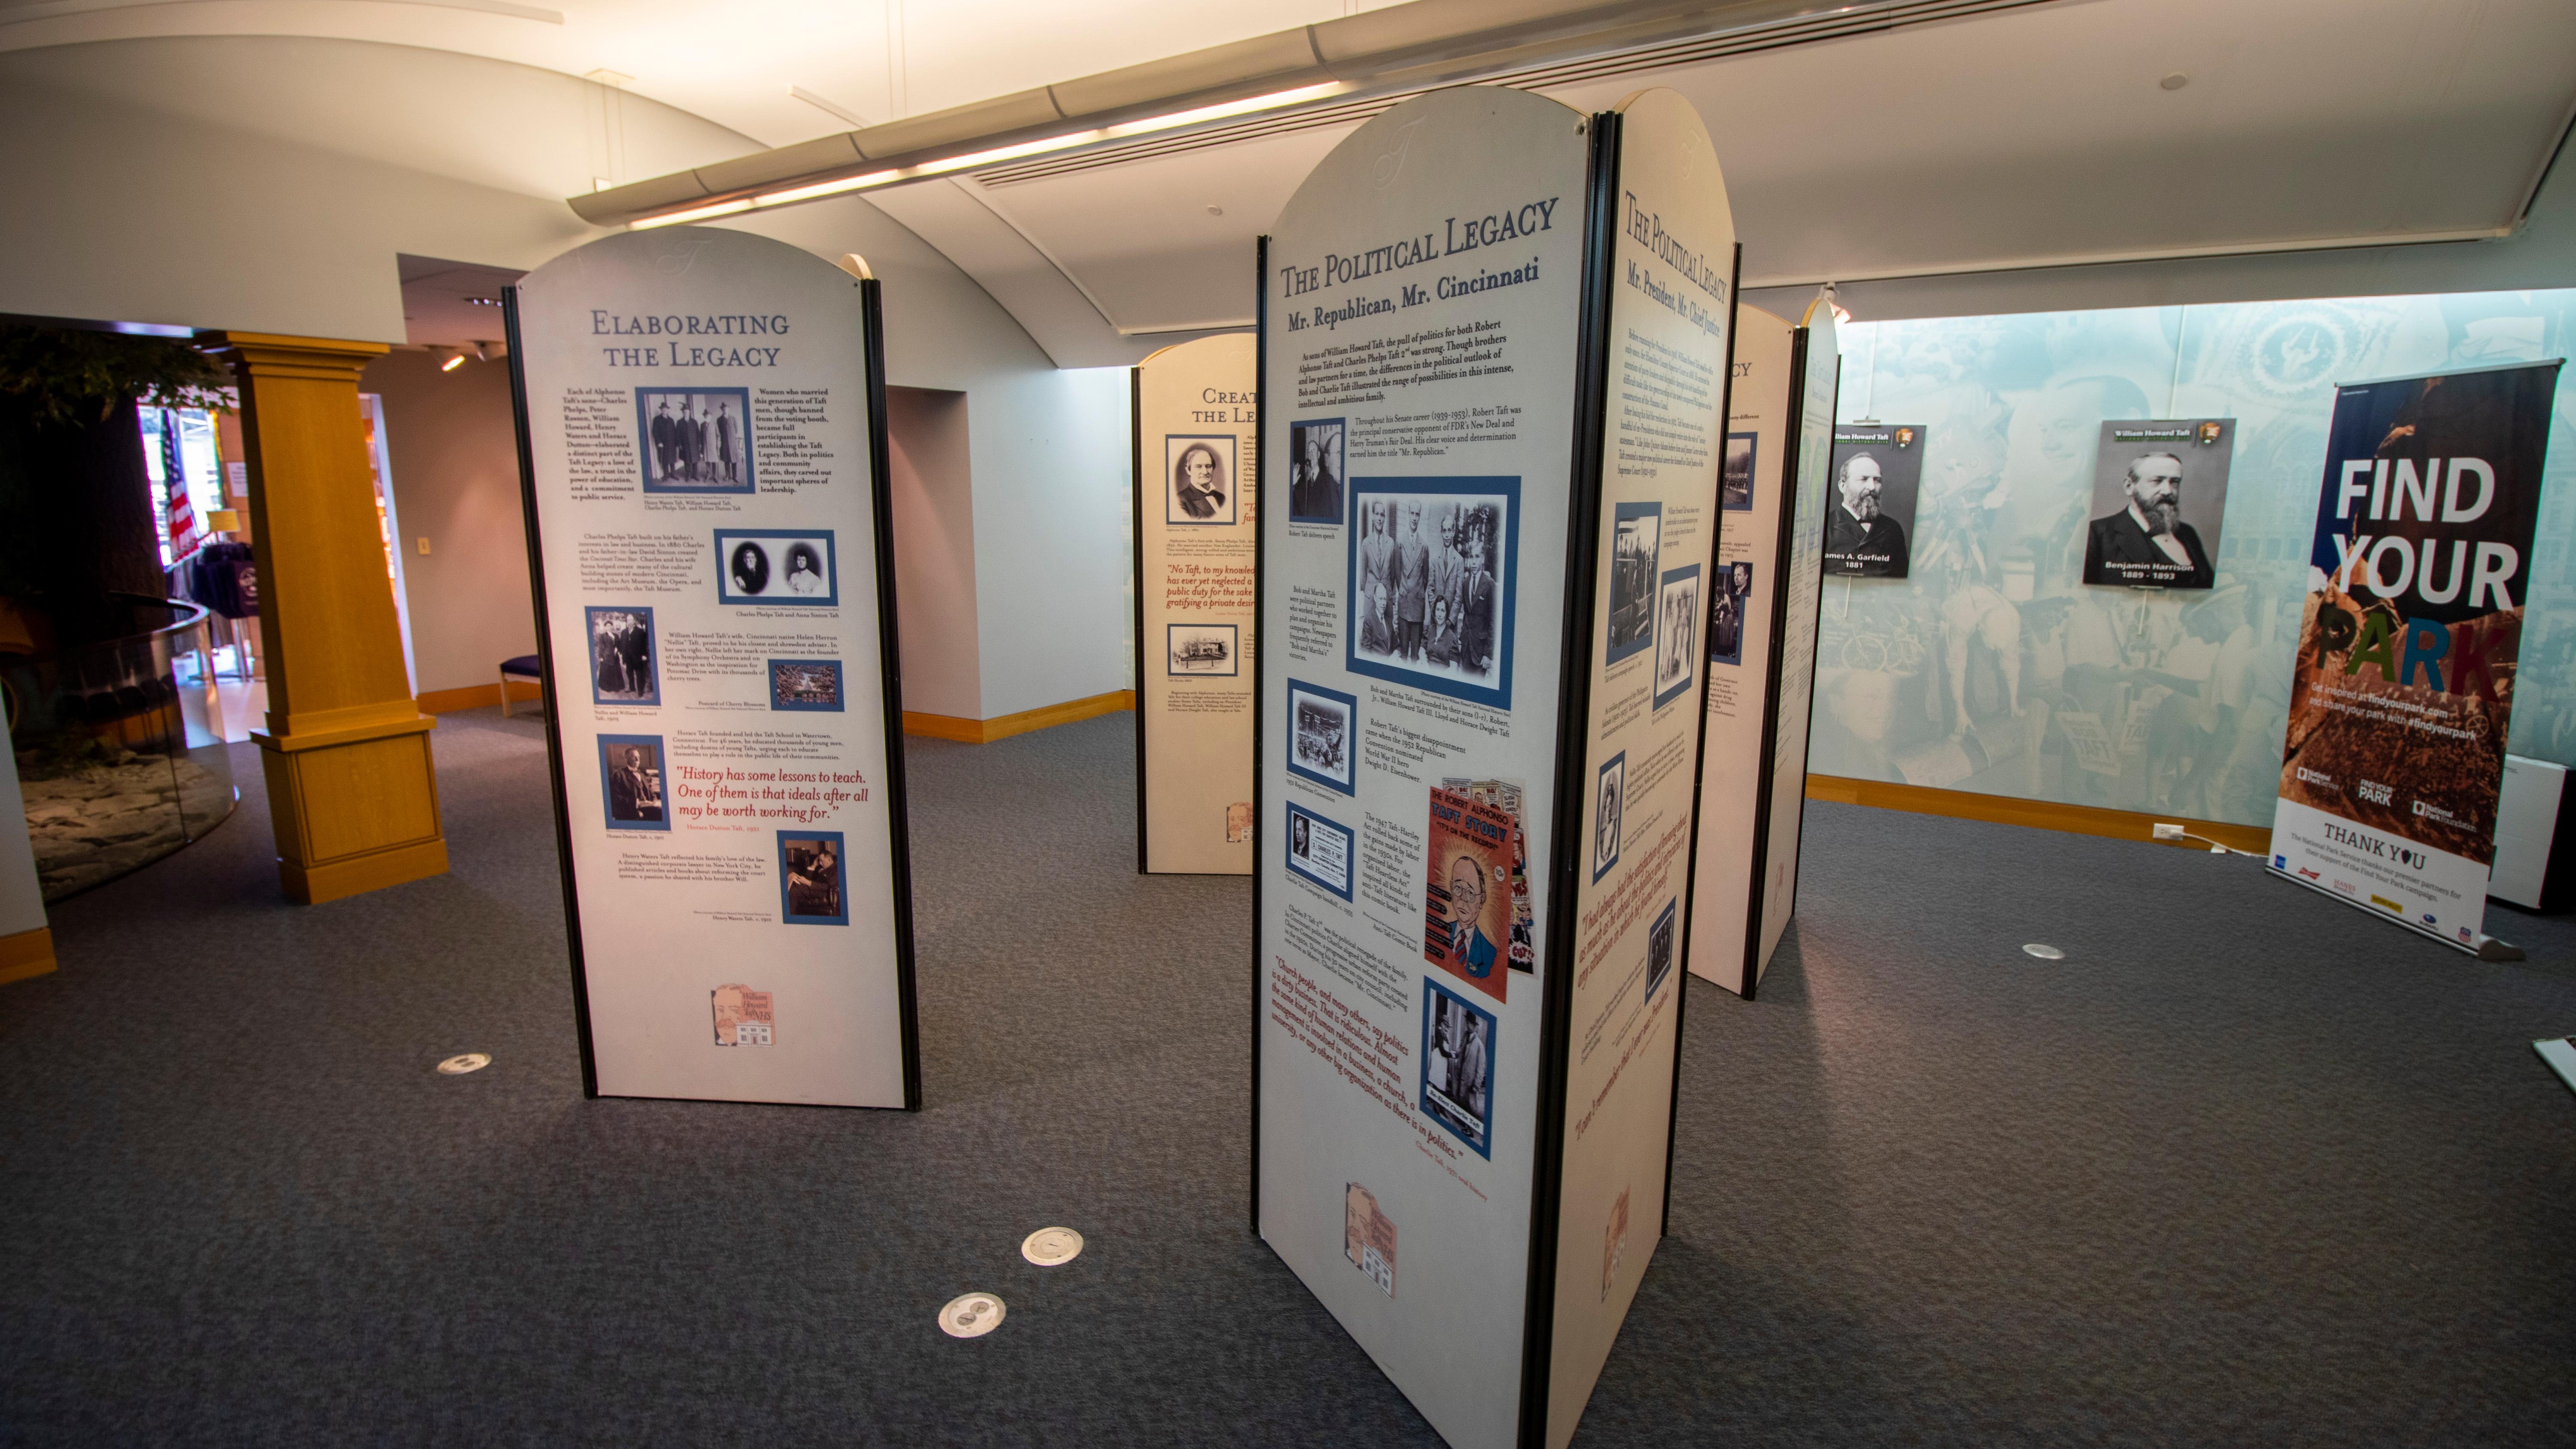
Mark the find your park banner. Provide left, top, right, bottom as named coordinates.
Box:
left=2269, top=360, right=2562, bottom=949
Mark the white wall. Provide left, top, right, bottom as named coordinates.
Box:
left=884, top=387, right=982, bottom=720
left=362, top=349, right=537, bottom=698
left=0, top=744, right=46, bottom=944
left=729, top=197, right=1136, bottom=718
left=1, top=35, right=1145, bottom=725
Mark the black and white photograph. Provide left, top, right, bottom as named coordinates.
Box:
left=2082, top=418, right=2235, bottom=589
left=1419, top=979, right=1495, bottom=1160
left=1824, top=424, right=1923, bottom=578
left=1284, top=679, right=1356, bottom=796
left=776, top=831, right=848, bottom=926
left=1289, top=418, right=1345, bottom=525
left=1165, top=434, right=1236, bottom=525
left=1722, top=431, right=1757, bottom=510
left=1283, top=802, right=1354, bottom=901
left=1646, top=897, right=1676, bottom=999
left=1346, top=478, right=1519, bottom=711
left=585, top=606, right=657, bottom=706
left=1592, top=750, right=1626, bottom=882
left=1653, top=564, right=1700, bottom=709
left=597, top=734, right=669, bottom=832
left=637, top=387, right=754, bottom=493
left=1604, top=500, right=1661, bottom=666
left=768, top=658, right=843, bottom=712
left=1708, top=558, right=1753, bottom=667
left=1167, top=623, right=1237, bottom=676
left=715, top=529, right=838, bottom=606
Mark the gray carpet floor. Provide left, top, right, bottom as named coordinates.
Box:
left=3, top=706, right=2573, bottom=1446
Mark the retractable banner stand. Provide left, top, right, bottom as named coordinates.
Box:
left=2268, top=359, right=2561, bottom=955
left=1134, top=332, right=1258, bottom=874
left=1684, top=300, right=1838, bottom=997
left=1255, top=85, right=1734, bottom=1449
left=505, top=229, right=920, bottom=1107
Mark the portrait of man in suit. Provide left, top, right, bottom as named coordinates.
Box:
left=606, top=744, right=662, bottom=823
left=1289, top=420, right=1343, bottom=523
left=1824, top=452, right=1911, bottom=577
left=2085, top=450, right=2215, bottom=589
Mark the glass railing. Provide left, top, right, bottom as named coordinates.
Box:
left=3, top=595, right=240, bottom=902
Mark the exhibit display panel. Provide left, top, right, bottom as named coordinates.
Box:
left=2267, top=359, right=2561, bottom=953
left=1814, top=289, right=2576, bottom=830
left=506, top=229, right=919, bottom=1108
left=1685, top=300, right=1837, bottom=997
left=1254, top=85, right=1733, bottom=1449
left=1134, top=333, right=1257, bottom=874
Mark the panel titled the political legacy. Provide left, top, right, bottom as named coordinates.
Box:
left=2083, top=419, right=2235, bottom=589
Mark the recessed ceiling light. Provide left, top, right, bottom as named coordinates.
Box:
left=440, top=354, right=467, bottom=372
left=465, top=296, right=501, bottom=307
left=2160, top=72, right=2189, bottom=90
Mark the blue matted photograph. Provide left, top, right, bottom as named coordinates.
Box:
left=1288, top=417, right=1346, bottom=525
left=716, top=528, right=838, bottom=606
left=1651, top=563, right=1701, bottom=710
left=584, top=605, right=659, bottom=707
left=637, top=387, right=754, bottom=494
left=1592, top=749, right=1626, bottom=883
left=1285, top=678, right=1358, bottom=796
left=768, top=658, right=844, bottom=712
left=1284, top=802, right=1354, bottom=901
left=1604, top=500, right=1661, bottom=667
left=1345, top=475, right=1519, bottom=711
left=1420, top=977, right=1495, bottom=1159
left=597, top=733, right=671, bottom=832
left=776, top=830, right=849, bottom=926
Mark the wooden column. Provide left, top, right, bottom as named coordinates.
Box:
left=210, top=332, right=449, bottom=904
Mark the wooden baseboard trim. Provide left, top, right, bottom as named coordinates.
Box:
left=903, top=689, right=1135, bottom=745
left=1804, top=774, right=2272, bottom=854
left=418, top=682, right=542, bottom=714
left=0, top=925, right=56, bottom=985
left=281, top=837, right=452, bottom=906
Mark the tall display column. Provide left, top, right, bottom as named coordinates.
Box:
left=210, top=332, right=449, bottom=905
left=1256, top=85, right=1736, bottom=1449
left=1135, top=332, right=1258, bottom=873
left=1684, top=298, right=1838, bottom=997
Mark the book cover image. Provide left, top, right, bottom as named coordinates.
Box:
left=1424, top=785, right=1515, bottom=1003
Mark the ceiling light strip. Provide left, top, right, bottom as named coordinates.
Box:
left=977, top=0, right=2055, bottom=188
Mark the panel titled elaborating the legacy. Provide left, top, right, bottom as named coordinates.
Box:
left=508, top=229, right=918, bottom=1109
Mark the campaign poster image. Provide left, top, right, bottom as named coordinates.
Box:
left=1424, top=786, right=1513, bottom=1003
left=2270, top=361, right=2559, bottom=947
left=716, top=529, right=838, bottom=606
left=1420, top=979, right=1495, bottom=1160
left=1346, top=477, right=1518, bottom=709
left=638, top=387, right=753, bottom=493
left=710, top=984, right=775, bottom=1046
left=1166, top=434, right=1237, bottom=525
left=1823, top=424, right=1923, bottom=578
left=2082, top=418, right=2235, bottom=589
left=1344, top=1182, right=1396, bottom=1297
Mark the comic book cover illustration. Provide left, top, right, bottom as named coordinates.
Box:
left=1425, top=785, right=1514, bottom=1003
left=1445, top=776, right=1534, bottom=971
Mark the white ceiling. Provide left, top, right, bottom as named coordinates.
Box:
left=7, top=0, right=2571, bottom=368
